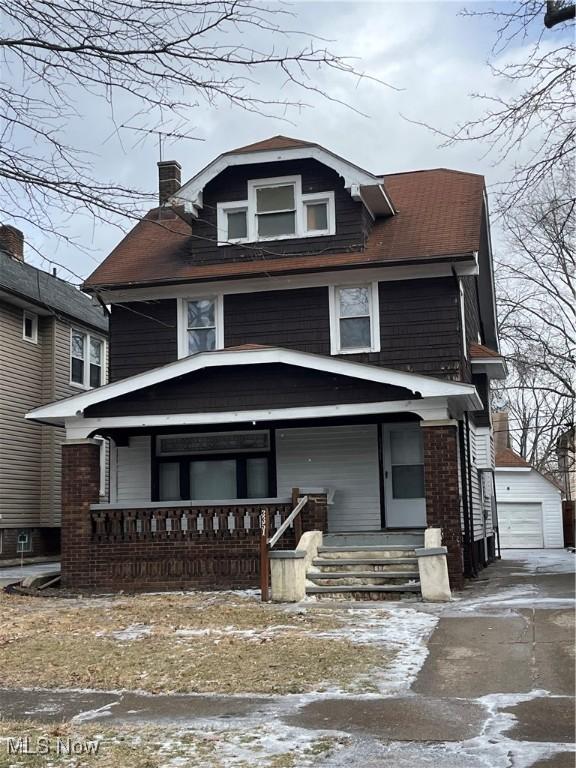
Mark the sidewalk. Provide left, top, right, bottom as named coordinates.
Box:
left=0, top=550, right=573, bottom=767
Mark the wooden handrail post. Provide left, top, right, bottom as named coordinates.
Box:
left=260, top=508, right=270, bottom=602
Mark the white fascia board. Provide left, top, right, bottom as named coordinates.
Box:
left=64, top=397, right=453, bottom=440
left=96, top=258, right=479, bottom=304
left=172, top=146, right=383, bottom=214
left=494, top=466, right=532, bottom=473
left=26, top=346, right=480, bottom=423
left=471, top=358, right=508, bottom=379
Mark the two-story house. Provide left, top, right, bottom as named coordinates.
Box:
left=1, top=225, right=108, bottom=560
left=28, top=136, right=506, bottom=594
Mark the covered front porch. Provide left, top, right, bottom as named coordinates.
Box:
left=27, top=346, right=481, bottom=591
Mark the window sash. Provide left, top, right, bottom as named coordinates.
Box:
left=157, top=454, right=271, bottom=501
left=330, top=283, right=380, bottom=355
left=71, top=330, right=104, bottom=387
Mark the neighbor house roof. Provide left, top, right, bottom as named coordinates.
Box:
left=495, top=448, right=532, bottom=469
left=84, top=167, right=485, bottom=290
left=470, top=343, right=501, bottom=359
left=0, top=249, right=108, bottom=331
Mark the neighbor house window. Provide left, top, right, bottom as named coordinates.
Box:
left=22, top=311, right=38, bottom=343
left=216, top=175, right=335, bottom=244
left=329, top=283, right=380, bottom=354
left=71, top=329, right=105, bottom=388
left=155, top=431, right=273, bottom=501
left=177, top=297, right=223, bottom=358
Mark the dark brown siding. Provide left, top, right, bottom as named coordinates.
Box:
left=462, top=274, right=481, bottom=382
left=471, top=373, right=491, bottom=427
left=188, top=159, right=368, bottom=265
left=85, top=364, right=415, bottom=418
left=226, top=277, right=461, bottom=379
left=109, top=300, right=177, bottom=381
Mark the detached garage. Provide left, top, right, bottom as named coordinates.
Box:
left=495, top=448, right=564, bottom=549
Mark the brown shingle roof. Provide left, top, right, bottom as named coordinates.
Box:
left=84, top=167, right=485, bottom=290
left=495, top=448, right=532, bottom=468
left=470, top=343, right=502, bottom=359
left=226, top=135, right=317, bottom=154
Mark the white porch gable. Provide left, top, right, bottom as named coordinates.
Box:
left=26, top=345, right=481, bottom=439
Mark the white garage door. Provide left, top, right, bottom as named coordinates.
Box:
left=498, top=502, right=544, bottom=548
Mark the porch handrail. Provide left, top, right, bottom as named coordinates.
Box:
left=268, top=495, right=308, bottom=549
left=260, top=488, right=308, bottom=601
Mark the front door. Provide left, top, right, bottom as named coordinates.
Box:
left=382, top=423, right=427, bottom=528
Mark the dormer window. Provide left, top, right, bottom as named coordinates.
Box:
left=217, top=175, right=335, bottom=245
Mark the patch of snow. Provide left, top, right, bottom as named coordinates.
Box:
left=501, top=549, right=576, bottom=574
left=317, top=605, right=438, bottom=694
left=71, top=701, right=117, bottom=723
left=95, top=624, right=152, bottom=641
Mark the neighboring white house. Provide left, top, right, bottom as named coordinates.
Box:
left=495, top=448, right=564, bottom=549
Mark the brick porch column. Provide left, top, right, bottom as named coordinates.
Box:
left=61, top=439, right=101, bottom=589
left=421, top=422, right=464, bottom=590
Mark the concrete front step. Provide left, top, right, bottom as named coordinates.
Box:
left=307, top=575, right=419, bottom=587
left=308, top=570, right=420, bottom=582
left=312, top=558, right=418, bottom=572
left=317, top=546, right=417, bottom=560
left=323, top=531, right=424, bottom=547
left=306, top=584, right=421, bottom=601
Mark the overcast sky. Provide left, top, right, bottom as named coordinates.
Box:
left=17, top=1, right=564, bottom=283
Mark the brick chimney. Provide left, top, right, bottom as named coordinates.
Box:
left=493, top=411, right=510, bottom=453
left=0, top=225, right=24, bottom=261
left=157, top=160, right=181, bottom=205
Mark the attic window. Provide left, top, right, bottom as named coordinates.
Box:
left=216, top=175, right=335, bottom=245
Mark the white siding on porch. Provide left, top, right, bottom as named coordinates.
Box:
left=115, top=436, right=151, bottom=503
left=276, top=425, right=381, bottom=532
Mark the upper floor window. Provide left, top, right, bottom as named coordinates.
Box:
left=71, top=329, right=105, bottom=388
left=22, top=311, right=38, bottom=343
left=329, top=283, right=380, bottom=355
left=216, top=175, right=335, bottom=245
left=177, top=296, right=223, bottom=358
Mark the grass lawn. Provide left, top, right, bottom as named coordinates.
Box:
left=0, top=719, right=350, bottom=768
left=0, top=591, right=389, bottom=695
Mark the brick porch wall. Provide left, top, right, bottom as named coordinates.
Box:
left=61, top=441, right=328, bottom=592
left=422, top=424, right=464, bottom=590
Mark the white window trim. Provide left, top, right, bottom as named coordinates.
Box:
left=22, top=311, right=38, bottom=344
left=459, top=279, right=467, bottom=359
left=177, top=295, right=224, bottom=359
left=329, top=282, right=381, bottom=355
left=216, top=174, right=335, bottom=245
left=69, top=328, right=107, bottom=390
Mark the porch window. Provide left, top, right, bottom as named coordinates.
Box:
left=329, top=283, right=380, bottom=354
left=71, top=329, right=105, bottom=388
left=178, top=296, right=223, bottom=358
left=156, top=430, right=273, bottom=502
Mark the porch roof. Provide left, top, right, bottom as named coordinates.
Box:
left=26, top=345, right=481, bottom=435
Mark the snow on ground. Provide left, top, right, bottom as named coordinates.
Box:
left=501, top=548, right=576, bottom=574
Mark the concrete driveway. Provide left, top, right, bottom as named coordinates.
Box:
left=0, top=561, right=60, bottom=588
left=0, top=550, right=573, bottom=767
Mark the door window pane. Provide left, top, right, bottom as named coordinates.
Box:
left=246, top=458, right=269, bottom=498
left=306, top=202, right=328, bottom=232
left=339, top=317, right=371, bottom=349
left=159, top=463, right=181, bottom=501
left=256, top=184, right=295, bottom=213
left=390, top=429, right=424, bottom=465
left=257, top=211, right=296, bottom=237
left=227, top=210, right=247, bottom=239
left=392, top=465, right=425, bottom=499
left=190, top=460, right=237, bottom=500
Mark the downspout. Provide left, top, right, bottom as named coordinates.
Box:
left=491, top=470, right=502, bottom=560
left=458, top=419, right=474, bottom=578
left=465, top=413, right=479, bottom=577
